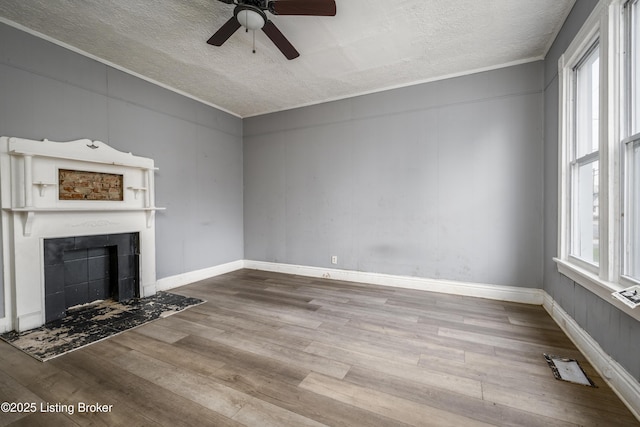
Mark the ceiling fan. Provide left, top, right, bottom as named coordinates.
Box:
left=207, top=0, right=337, bottom=60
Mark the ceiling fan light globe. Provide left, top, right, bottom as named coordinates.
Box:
left=237, top=9, right=265, bottom=30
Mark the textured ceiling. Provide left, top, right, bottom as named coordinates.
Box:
left=0, top=0, right=575, bottom=118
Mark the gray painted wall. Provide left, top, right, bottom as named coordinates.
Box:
left=543, top=0, right=640, bottom=381
left=244, top=62, right=544, bottom=288
left=0, top=22, right=244, bottom=318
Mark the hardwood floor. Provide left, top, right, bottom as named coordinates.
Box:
left=1, top=269, right=638, bottom=426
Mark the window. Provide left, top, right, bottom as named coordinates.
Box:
left=571, top=43, right=601, bottom=266
left=557, top=0, right=640, bottom=308
left=623, top=0, right=640, bottom=281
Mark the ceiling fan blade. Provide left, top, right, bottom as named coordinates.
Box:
left=269, top=0, right=336, bottom=16
left=262, top=20, right=300, bottom=60
left=207, top=17, right=241, bottom=46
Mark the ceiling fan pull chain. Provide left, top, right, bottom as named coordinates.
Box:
left=252, top=30, right=256, bottom=54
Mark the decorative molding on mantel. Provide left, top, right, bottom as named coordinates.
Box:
left=71, top=219, right=120, bottom=228
left=8, top=138, right=157, bottom=169
left=33, top=181, right=56, bottom=197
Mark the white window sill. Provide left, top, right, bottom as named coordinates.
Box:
left=554, top=258, right=640, bottom=321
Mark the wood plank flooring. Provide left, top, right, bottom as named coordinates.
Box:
left=1, top=269, right=638, bottom=426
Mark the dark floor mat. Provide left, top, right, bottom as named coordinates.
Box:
left=0, top=292, right=205, bottom=361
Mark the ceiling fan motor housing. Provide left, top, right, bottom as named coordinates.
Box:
left=234, top=5, right=267, bottom=30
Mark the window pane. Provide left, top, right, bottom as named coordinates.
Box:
left=575, top=48, right=600, bottom=157
left=573, top=161, right=600, bottom=264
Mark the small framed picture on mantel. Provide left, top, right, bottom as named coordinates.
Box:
left=612, top=285, right=640, bottom=309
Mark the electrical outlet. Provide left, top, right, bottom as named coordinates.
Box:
left=331, top=255, right=338, bottom=265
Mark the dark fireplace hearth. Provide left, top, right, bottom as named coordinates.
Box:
left=44, top=233, right=139, bottom=323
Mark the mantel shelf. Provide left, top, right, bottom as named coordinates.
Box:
left=3, top=206, right=166, bottom=236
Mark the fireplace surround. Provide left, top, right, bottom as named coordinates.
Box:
left=0, top=137, right=163, bottom=332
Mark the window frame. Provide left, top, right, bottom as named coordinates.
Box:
left=621, top=0, right=640, bottom=284
left=557, top=1, right=609, bottom=276
left=555, top=0, right=640, bottom=321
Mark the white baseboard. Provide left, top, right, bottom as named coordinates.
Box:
left=155, top=260, right=245, bottom=291
left=155, top=259, right=543, bottom=304
left=543, top=293, right=640, bottom=420
left=243, top=260, right=544, bottom=305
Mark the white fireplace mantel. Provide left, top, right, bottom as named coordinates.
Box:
left=0, top=136, right=164, bottom=332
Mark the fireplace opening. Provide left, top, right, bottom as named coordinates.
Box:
left=44, top=233, right=139, bottom=323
